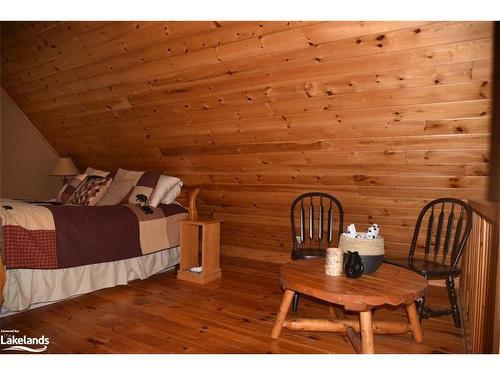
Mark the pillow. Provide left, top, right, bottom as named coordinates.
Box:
left=121, top=171, right=162, bottom=205
left=56, top=184, right=67, bottom=202
left=97, top=168, right=144, bottom=206
left=161, top=181, right=183, bottom=205
left=149, top=175, right=183, bottom=207
left=66, top=176, right=113, bottom=206
left=97, top=168, right=161, bottom=206
left=56, top=174, right=88, bottom=203
left=84, top=167, right=110, bottom=178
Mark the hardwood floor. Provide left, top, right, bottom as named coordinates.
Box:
left=0, top=256, right=464, bottom=354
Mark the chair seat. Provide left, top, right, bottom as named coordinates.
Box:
left=294, top=248, right=326, bottom=259
left=384, top=257, right=460, bottom=279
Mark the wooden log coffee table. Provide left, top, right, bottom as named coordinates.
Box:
left=271, top=258, right=427, bottom=354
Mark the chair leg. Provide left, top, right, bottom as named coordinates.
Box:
left=446, top=275, right=461, bottom=328
left=291, top=293, right=300, bottom=313
left=416, top=295, right=426, bottom=321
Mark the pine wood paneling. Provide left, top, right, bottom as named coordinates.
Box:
left=0, top=21, right=493, bottom=263
left=461, top=200, right=500, bottom=353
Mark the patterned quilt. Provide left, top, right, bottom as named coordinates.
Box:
left=0, top=199, right=188, bottom=269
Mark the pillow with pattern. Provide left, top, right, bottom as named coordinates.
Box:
left=120, top=171, right=162, bottom=205
left=56, top=174, right=88, bottom=203
left=67, top=175, right=113, bottom=206
left=84, top=167, right=110, bottom=178
left=97, top=168, right=141, bottom=206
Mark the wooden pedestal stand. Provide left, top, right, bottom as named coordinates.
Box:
left=177, top=218, right=223, bottom=284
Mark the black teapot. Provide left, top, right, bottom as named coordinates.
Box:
left=344, top=251, right=364, bottom=278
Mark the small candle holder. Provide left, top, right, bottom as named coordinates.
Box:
left=325, top=247, right=344, bottom=276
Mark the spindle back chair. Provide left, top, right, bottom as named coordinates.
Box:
left=386, top=197, right=472, bottom=327
left=290, top=192, right=344, bottom=312
left=408, top=198, right=472, bottom=271
left=291, top=192, right=344, bottom=260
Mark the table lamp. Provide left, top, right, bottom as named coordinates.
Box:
left=50, top=157, right=79, bottom=184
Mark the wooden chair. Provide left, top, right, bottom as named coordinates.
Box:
left=385, top=198, right=472, bottom=328
left=290, top=192, right=344, bottom=312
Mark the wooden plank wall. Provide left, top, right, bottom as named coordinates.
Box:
left=461, top=200, right=500, bottom=353
left=0, top=21, right=494, bottom=263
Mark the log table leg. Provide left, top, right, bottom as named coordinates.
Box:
left=359, top=310, right=375, bottom=354
left=283, top=318, right=410, bottom=334
left=271, top=289, right=295, bottom=339
left=406, top=301, right=424, bottom=343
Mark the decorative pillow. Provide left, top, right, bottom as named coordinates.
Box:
left=56, top=174, right=88, bottom=203
left=84, top=167, right=110, bottom=178
left=149, top=175, right=183, bottom=207
left=97, top=168, right=143, bottom=206
left=121, top=171, right=162, bottom=205
left=97, top=168, right=161, bottom=206
left=56, top=184, right=68, bottom=202
left=66, top=176, right=113, bottom=206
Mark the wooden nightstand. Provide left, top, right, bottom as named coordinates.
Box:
left=177, top=218, right=223, bottom=284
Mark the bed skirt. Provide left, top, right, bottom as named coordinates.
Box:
left=1, top=246, right=180, bottom=316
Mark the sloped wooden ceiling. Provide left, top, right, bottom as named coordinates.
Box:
left=0, top=21, right=493, bottom=262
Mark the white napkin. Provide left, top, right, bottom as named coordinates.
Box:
left=346, top=224, right=357, bottom=238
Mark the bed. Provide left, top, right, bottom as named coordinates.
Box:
left=0, top=188, right=198, bottom=315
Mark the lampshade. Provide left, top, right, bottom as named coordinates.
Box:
left=50, top=157, right=79, bottom=177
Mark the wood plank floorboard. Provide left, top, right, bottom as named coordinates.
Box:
left=0, top=256, right=464, bottom=354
